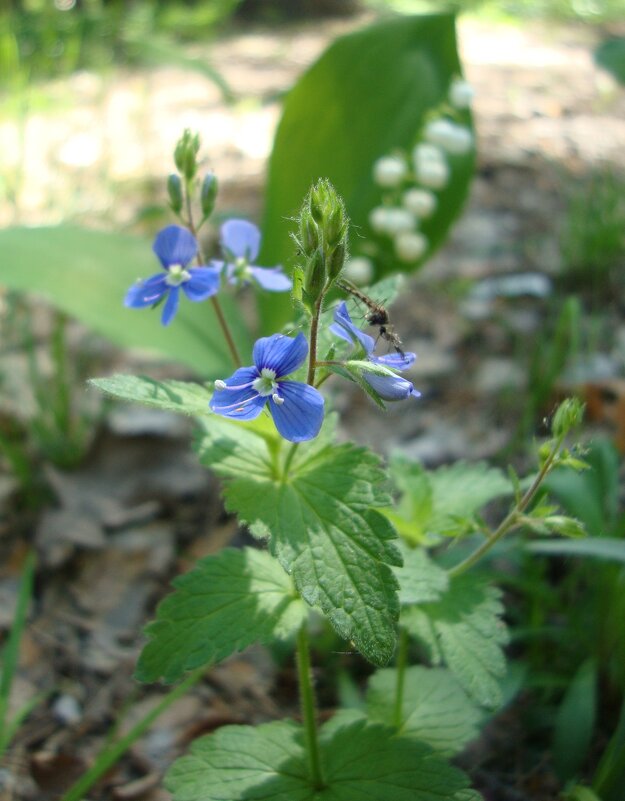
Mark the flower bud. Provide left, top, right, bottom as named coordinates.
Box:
left=373, top=155, right=407, bottom=188
left=309, top=180, right=331, bottom=224
left=200, top=173, right=218, bottom=219
left=298, top=209, right=319, bottom=254
left=327, top=240, right=347, bottom=281
left=369, top=206, right=415, bottom=236
left=325, top=203, right=347, bottom=248
left=167, top=173, right=183, bottom=214
left=174, top=129, right=200, bottom=181
left=413, top=143, right=445, bottom=167
left=415, top=158, right=449, bottom=190
left=303, top=248, right=326, bottom=309
left=551, top=397, right=585, bottom=438
left=449, top=78, right=475, bottom=109
left=395, top=231, right=427, bottom=262
left=402, top=188, right=437, bottom=218
left=425, top=119, right=473, bottom=155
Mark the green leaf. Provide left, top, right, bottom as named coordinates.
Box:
left=136, top=548, right=307, bottom=684
left=195, top=417, right=402, bottom=666
left=595, top=37, right=625, bottom=85
left=394, top=543, right=448, bottom=605
left=90, top=375, right=212, bottom=417
left=402, top=575, right=508, bottom=707
left=367, top=666, right=481, bottom=755
left=258, top=14, right=473, bottom=327
left=527, top=538, right=625, bottom=564
left=552, top=659, right=597, bottom=782
left=387, top=457, right=511, bottom=543
left=0, top=225, right=250, bottom=376
left=165, top=718, right=482, bottom=801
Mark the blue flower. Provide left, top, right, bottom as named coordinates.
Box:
left=125, top=225, right=221, bottom=326
left=210, top=333, right=324, bottom=442
left=214, top=219, right=292, bottom=292
left=330, top=302, right=420, bottom=401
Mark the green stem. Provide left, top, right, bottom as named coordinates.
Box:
left=393, top=627, right=409, bottom=730
left=307, top=302, right=322, bottom=386
left=296, top=626, right=324, bottom=790
left=59, top=668, right=205, bottom=801
left=282, top=442, right=299, bottom=481
left=448, top=434, right=565, bottom=579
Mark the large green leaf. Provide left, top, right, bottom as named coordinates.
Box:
left=259, top=13, right=472, bottom=326
left=0, top=225, right=250, bottom=377
left=367, top=667, right=481, bottom=755
left=402, top=575, right=508, bottom=708
left=136, top=547, right=307, bottom=684
left=194, top=416, right=402, bottom=666
left=166, top=718, right=482, bottom=801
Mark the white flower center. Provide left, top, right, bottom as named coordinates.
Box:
left=252, top=368, right=278, bottom=397
left=166, top=264, right=191, bottom=287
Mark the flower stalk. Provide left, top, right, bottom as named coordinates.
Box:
left=296, top=625, right=325, bottom=790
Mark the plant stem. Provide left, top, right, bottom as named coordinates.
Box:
left=59, top=668, right=205, bottom=801
left=296, top=626, right=324, bottom=790
left=448, top=435, right=565, bottom=579
left=393, top=627, right=409, bottom=730
left=282, top=442, right=299, bottom=481
left=307, top=302, right=322, bottom=386
left=183, top=179, right=242, bottom=369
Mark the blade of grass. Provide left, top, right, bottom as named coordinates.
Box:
left=0, top=550, right=36, bottom=756
left=59, top=667, right=205, bottom=801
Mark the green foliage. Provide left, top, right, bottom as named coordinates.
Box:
left=136, top=548, right=307, bottom=684
left=260, top=14, right=473, bottom=287
left=401, top=574, right=508, bottom=707
left=165, top=717, right=481, bottom=801
left=90, top=375, right=213, bottom=418
left=595, top=37, right=625, bottom=85
left=394, top=543, right=449, bottom=604
left=195, top=417, right=402, bottom=666
left=552, top=659, right=597, bottom=782
left=0, top=226, right=250, bottom=377
left=385, top=456, right=511, bottom=544
left=367, top=666, right=481, bottom=754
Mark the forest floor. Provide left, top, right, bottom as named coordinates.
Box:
left=1, top=9, right=624, bottom=801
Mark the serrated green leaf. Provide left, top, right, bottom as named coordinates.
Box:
left=394, top=543, right=449, bottom=605
left=90, top=375, right=213, bottom=417
left=367, top=666, right=481, bottom=755
left=136, top=548, right=307, bottom=684
left=0, top=226, right=251, bottom=376
left=165, top=718, right=481, bottom=801
left=402, top=575, right=508, bottom=707
left=195, top=417, right=401, bottom=666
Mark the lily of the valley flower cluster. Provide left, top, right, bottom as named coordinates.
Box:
left=346, top=77, right=474, bottom=278
left=124, top=133, right=419, bottom=443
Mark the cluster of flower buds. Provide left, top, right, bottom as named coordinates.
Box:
left=349, top=76, right=474, bottom=272
left=293, top=178, right=349, bottom=313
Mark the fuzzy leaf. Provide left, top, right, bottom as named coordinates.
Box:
left=402, top=575, right=508, bottom=707
left=136, top=548, right=307, bottom=683
left=165, top=718, right=482, bottom=801
left=195, top=417, right=402, bottom=666
left=367, top=666, right=481, bottom=755
left=394, top=543, right=449, bottom=605
left=90, top=375, right=212, bottom=417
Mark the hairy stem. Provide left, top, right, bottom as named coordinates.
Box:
left=296, top=626, right=324, bottom=790
left=307, top=301, right=322, bottom=386
left=448, top=434, right=565, bottom=579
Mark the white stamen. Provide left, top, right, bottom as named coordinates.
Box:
left=214, top=380, right=227, bottom=390
left=272, top=393, right=285, bottom=405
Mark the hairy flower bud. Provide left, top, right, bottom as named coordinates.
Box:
left=299, top=209, right=319, bottom=254
left=200, top=173, right=218, bottom=219
left=167, top=173, right=183, bottom=214
left=551, top=397, right=585, bottom=438
left=303, top=248, right=326, bottom=309
left=327, top=240, right=347, bottom=281
left=174, top=129, right=201, bottom=181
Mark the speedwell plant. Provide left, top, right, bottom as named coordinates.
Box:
left=93, top=133, right=586, bottom=801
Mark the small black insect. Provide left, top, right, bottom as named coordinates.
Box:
left=336, top=278, right=405, bottom=357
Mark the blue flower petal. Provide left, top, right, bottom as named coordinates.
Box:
left=161, top=285, right=180, bottom=326
left=249, top=266, right=292, bottom=292
left=364, top=372, right=420, bottom=401
left=182, top=267, right=221, bottom=301
left=253, top=333, right=308, bottom=378
left=209, top=367, right=266, bottom=421
left=269, top=381, right=324, bottom=442
left=221, top=219, right=261, bottom=261
left=124, top=273, right=168, bottom=308
left=330, top=302, right=375, bottom=354
left=153, top=225, right=198, bottom=269
left=373, top=351, right=416, bottom=371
